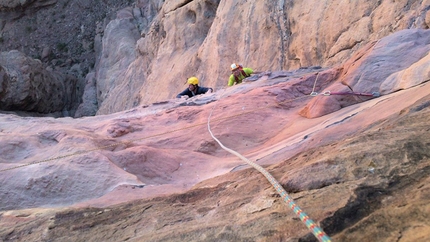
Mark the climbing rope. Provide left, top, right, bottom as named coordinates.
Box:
left=207, top=88, right=332, bottom=242
left=310, top=72, right=380, bottom=97
left=314, top=90, right=380, bottom=97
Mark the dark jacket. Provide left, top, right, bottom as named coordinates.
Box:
left=176, top=86, right=213, bottom=98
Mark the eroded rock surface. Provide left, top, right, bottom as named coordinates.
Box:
left=1, top=84, right=429, bottom=241
left=300, top=29, right=430, bottom=118
left=0, top=50, right=82, bottom=115
left=1, top=32, right=430, bottom=240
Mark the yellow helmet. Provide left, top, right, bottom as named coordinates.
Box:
left=231, top=63, right=241, bottom=71
left=187, top=76, right=199, bottom=85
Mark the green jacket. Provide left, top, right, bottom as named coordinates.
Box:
left=228, top=68, right=254, bottom=86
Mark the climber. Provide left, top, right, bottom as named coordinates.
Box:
left=228, top=63, right=254, bottom=86
left=176, top=77, right=213, bottom=98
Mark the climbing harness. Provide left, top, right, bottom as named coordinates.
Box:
left=207, top=88, right=332, bottom=242
left=234, top=69, right=250, bottom=83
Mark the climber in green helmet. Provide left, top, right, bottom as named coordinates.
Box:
left=228, top=63, right=254, bottom=86
left=176, top=77, right=213, bottom=99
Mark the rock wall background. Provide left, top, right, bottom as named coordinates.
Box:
left=0, top=50, right=80, bottom=115
left=0, top=0, right=133, bottom=116
left=1, top=0, right=430, bottom=116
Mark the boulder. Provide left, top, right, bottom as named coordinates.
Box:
left=0, top=50, right=81, bottom=115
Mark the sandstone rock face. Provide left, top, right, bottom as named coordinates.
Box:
left=95, top=12, right=142, bottom=115
left=1, top=31, right=430, bottom=240
left=0, top=0, right=429, bottom=115
left=300, top=29, right=430, bottom=118
left=1, top=63, right=430, bottom=241
left=96, top=0, right=219, bottom=114
left=0, top=50, right=82, bottom=115
left=1, top=2, right=430, bottom=240
left=95, top=0, right=430, bottom=115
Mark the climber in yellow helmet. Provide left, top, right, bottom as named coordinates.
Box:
left=176, top=77, right=213, bottom=98
left=228, top=63, right=254, bottom=86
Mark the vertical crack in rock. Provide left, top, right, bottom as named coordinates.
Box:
left=267, top=0, right=291, bottom=70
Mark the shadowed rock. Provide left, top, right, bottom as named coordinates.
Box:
left=0, top=50, right=82, bottom=116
